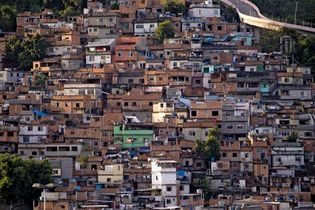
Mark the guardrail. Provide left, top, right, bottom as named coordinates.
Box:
left=219, top=0, right=315, bottom=33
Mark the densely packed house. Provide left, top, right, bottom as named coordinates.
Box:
left=0, top=0, right=314, bottom=209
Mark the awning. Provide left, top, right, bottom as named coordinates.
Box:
left=33, top=110, right=49, bottom=117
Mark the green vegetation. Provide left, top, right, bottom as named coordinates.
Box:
left=221, top=5, right=239, bottom=23
left=259, top=28, right=315, bottom=73
left=0, top=153, right=52, bottom=205
left=155, top=20, right=175, bottom=43
left=193, top=128, right=221, bottom=165
left=286, top=133, right=298, bottom=142
left=0, top=0, right=88, bottom=31
left=34, top=73, right=47, bottom=86
left=165, top=0, right=186, bottom=15
left=252, top=0, right=315, bottom=25
left=0, top=5, right=17, bottom=32
left=259, top=29, right=282, bottom=53
left=77, top=156, right=88, bottom=169
left=192, top=178, right=212, bottom=199
left=3, top=35, right=48, bottom=70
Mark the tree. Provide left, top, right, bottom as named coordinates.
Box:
left=286, top=133, right=298, bottom=142
left=155, top=20, right=175, bottom=43
left=221, top=5, right=239, bottom=22
left=193, top=128, right=221, bottom=165
left=59, top=6, right=81, bottom=18
left=259, top=29, right=282, bottom=53
left=34, top=73, right=47, bottom=86
left=18, top=35, right=48, bottom=70
left=165, top=0, right=186, bottom=15
left=252, top=0, right=315, bottom=24
left=0, top=154, right=52, bottom=205
left=192, top=178, right=212, bottom=199
left=4, top=35, right=48, bottom=70
left=3, top=37, right=22, bottom=68
left=0, top=5, right=16, bottom=32
left=294, top=34, right=315, bottom=73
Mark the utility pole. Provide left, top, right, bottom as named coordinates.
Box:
left=294, top=1, right=299, bottom=24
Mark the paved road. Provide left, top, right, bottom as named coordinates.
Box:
left=228, top=0, right=259, bottom=17
left=219, top=0, right=315, bottom=33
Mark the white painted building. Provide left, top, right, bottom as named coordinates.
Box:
left=152, top=102, right=175, bottom=123
left=151, top=159, right=178, bottom=207
left=271, top=142, right=304, bottom=169
left=86, top=38, right=115, bottom=68
left=189, top=0, right=221, bottom=18
left=0, top=70, right=25, bottom=84
left=62, top=83, right=102, bottom=99
left=47, top=45, right=82, bottom=56
left=134, top=20, right=158, bottom=36
left=19, top=124, right=48, bottom=144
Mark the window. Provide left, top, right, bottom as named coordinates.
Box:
left=59, top=147, right=70, bottom=151
left=232, top=153, right=238, bottom=158
left=166, top=199, right=171, bottom=204
left=227, top=125, right=233, bottom=129
left=237, top=125, right=244, bottom=129
left=71, top=146, right=78, bottom=151
left=38, top=126, right=42, bottom=131
left=136, top=24, right=144, bottom=29
left=28, top=126, right=32, bottom=131
left=156, top=175, right=158, bottom=180
left=167, top=186, right=172, bottom=192
left=0, top=132, right=3, bottom=137
left=75, top=103, right=80, bottom=108
left=87, top=89, right=94, bottom=95
left=124, top=102, right=128, bottom=106
left=148, top=102, right=153, bottom=106
left=160, top=103, right=164, bottom=108
left=23, top=136, right=29, bottom=143
left=132, top=102, right=137, bottom=106
left=117, top=102, right=121, bottom=106
left=191, top=111, right=197, bottom=117
left=180, top=185, right=184, bottom=191
left=32, top=151, right=37, bottom=156
left=196, top=162, right=202, bottom=167
left=222, top=152, right=227, bottom=157
left=46, top=147, right=57, bottom=151
left=8, top=132, right=14, bottom=137
left=185, top=160, right=189, bottom=166
left=118, top=52, right=122, bottom=57
left=217, top=25, right=223, bottom=31
left=212, top=111, right=219, bottom=116
left=189, top=131, right=195, bottom=136
left=123, top=23, right=129, bottom=29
